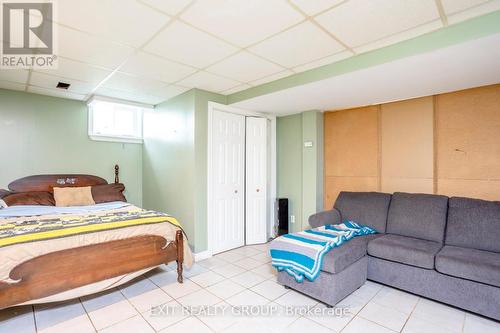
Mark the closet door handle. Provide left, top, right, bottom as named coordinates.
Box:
left=234, top=190, right=238, bottom=194
left=256, top=189, right=260, bottom=192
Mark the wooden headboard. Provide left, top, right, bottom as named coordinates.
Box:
left=7, top=165, right=120, bottom=193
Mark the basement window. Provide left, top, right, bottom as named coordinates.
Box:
left=87, top=96, right=151, bottom=144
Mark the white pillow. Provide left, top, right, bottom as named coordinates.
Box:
left=0, top=199, right=7, bottom=209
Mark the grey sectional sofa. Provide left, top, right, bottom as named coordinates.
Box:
left=276, top=191, right=500, bottom=321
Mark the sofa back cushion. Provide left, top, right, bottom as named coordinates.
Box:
left=334, top=192, right=392, bottom=233
left=387, top=192, right=448, bottom=243
left=446, top=197, right=500, bottom=253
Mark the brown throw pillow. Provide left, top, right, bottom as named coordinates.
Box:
left=91, top=183, right=127, bottom=204
left=53, top=186, right=95, bottom=207
left=3, top=192, right=55, bottom=206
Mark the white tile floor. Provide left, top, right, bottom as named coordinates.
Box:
left=1, top=243, right=500, bottom=333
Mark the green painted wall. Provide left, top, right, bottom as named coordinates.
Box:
left=0, top=89, right=143, bottom=205
left=277, top=111, right=323, bottom=232
left=0, top=86, right=226, bottom=253
left=142, top=90, right=196, bottom=248
left=277, top=114, right=303, bottom=232
left=301, top=111, right=323, bottom=230
left=143, top=88, right=226, bottom=252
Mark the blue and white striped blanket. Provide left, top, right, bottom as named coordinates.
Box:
left=270, top=222, right=377, bottom=282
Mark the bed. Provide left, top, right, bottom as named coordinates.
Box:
left=0, top=166, right=193, bottom=309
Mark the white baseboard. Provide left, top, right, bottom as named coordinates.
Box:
left=194, top=250, right=212, bottom=262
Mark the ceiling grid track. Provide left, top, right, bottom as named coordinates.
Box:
left=84, top=0, right=198, bottom=101
left=435, top=0, right=449, bottom=27
left=1, top=0, right=499, bottom=104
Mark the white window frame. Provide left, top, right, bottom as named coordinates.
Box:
left=87, top=95, right=153, bottom=144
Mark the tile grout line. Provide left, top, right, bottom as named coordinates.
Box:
left=338, top=283, right=386, bottom=333
left=460, top=310, right=466, bottom=333
left=357, top=298, right=412, bottom=332
left=181, top=252, right=271, bottom=331
left=217, top=246, right=318, bottom=329
left=399, top=297, right=420, bottom=333
left=79, top=297, right=98, bottom=333
left=191, top=252, right=292, bottom=331
left=31, top=305, right=38, bottom=333
left=3, top=246, right=494, bottom=332
left=117, top=287, right=159, bottom=332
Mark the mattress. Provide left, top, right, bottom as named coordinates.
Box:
left=0, top=202, right=193, bottom=305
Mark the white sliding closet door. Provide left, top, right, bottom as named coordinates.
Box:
left=245, top=117, right=268, bottom=245
left=211, top=110, right=246, bottom=254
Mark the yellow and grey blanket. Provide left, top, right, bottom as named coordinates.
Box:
left=0, top=209, right=183, bottom=248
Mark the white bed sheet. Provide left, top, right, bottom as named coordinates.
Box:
left=0, top=201, right=130, bottom=218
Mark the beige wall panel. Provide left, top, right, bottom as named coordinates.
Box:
left=436, top=84, right=500, bottom=180
left=381, top=97, right=434, bottom=180
left=324, top=176, right=379, bottom=209
left=324, top=107, right=379, bottom=177
left=381, top=178, right=434, bottom=194
left=438, top=179, right=500, bottom=201
left=324, top=84, right=500, bottom=205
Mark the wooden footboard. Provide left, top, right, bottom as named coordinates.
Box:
left=0, top=230, right=184, bottom=310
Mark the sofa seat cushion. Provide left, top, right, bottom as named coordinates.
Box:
left=367, top=234, right=442, bottom=269
left=436, top=246, right=500, bottom=287
left=322, top=234, right=379, bottom=274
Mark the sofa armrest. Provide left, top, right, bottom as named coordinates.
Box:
left=309, top=208, right=341, bottom=228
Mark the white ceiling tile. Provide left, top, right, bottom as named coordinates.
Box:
left=221, top=84, right=252, bottom=95
left=0, top=81, right=26, bottom=92
left=0, top=69, right=29, bottom=84
left=180, top=0, right=304, bottom=47
left=138, top=0, right=192, bottom=16
left=293, top=50, right=353, bottom=72
left=120, top=52, right=196, bottom=83
left=249, top=21, right=345, bottom=68
left=35, top=58, right=111, bottom=85
left=135, top=95, right=166, bottom=105
left=95, top=86, right=155, bottom=104
left=290, top=0, right=345, bottom=16
left=95, top=86, right=183, bottom=105
left=440, top=0, right=489, bottom=14
left=144, top=21, right=238, bottom=68
left=446, top=0, right=500, bottom=24
left=27, top=85, right=86, bottom=101
left=103, top=72, right=179, bottom=97
left=178, top=71, right=240, bottom=92
left=57, top=26, right=134, bottom=69
left=354, top=20, right=443, bottom=54
left=155, top=85, right=191, bottom=100
left=207, top=51, right=284, bottom=83
left=57, top=0, right=170, bottom=47
left=249, top=70, right=294, bottom=86
left=315, top=0, right=440, bottom=47
left=29, top=72, right=96, bottom=95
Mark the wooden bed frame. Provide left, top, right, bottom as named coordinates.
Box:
left=0, top=165, right=183, bottom=310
